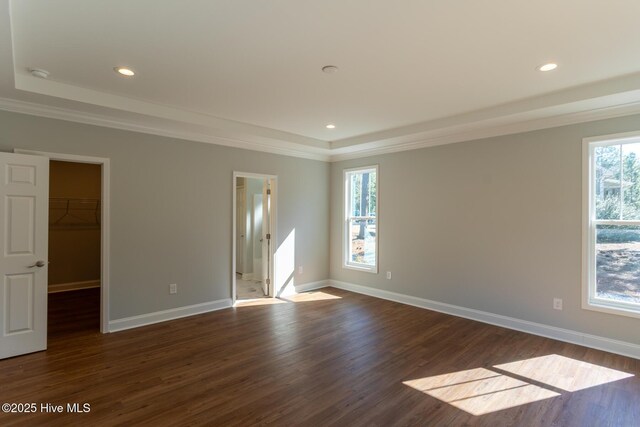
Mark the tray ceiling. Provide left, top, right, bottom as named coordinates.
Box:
left=2, top=0, right=640, bottom=161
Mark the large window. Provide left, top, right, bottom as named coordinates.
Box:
left=344, top=166, right=378, bottom=272
left=584, top=133, right=640, bottom=318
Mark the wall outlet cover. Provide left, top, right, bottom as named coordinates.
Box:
left=553, top=298, right=562, bottom=310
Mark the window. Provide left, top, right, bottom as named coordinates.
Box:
left=583, top=132, right=640, bottom=318
left=344, top=166, right=378, bottom=272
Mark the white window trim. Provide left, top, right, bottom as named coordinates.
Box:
left=343, top=165, right=379, bottom=273
left=583, top=131, right=640, bottom=319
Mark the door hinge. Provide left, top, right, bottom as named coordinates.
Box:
left=266, top=233, right=271, bottom=240
left=265, top=278, right=271, bottom=285
left=266, top=188, right=271, bottom=195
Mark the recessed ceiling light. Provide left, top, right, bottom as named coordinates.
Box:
left=538, top=63, right=558, bottom=72
left=326, top=124, right=336, bottom=129
left=114, top=66, right=135, bottom=77
left=322, top=65, right=339, bottom=74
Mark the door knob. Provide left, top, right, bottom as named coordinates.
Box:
left=27, top=260, right=46, bottom=268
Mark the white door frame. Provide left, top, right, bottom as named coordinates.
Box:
left=232, top=171, right=277, bottom=304
left=15, top=149, right=111, bottom=333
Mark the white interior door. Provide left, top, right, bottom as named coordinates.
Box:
left=261, top=180, right=270, bottom=296
left=0, top=153, right=49, bottom=359
left=252, top=193, right=263, bottom=281
left=235, top=186, right=245, bottom=274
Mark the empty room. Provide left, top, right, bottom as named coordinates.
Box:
left=1, top=1, right=639, bottom=426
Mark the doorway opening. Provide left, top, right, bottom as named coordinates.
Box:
left=232, top=172, right=276, bottom=304
left=48, top=160, right=102, bottom=337
left=14, top=149, right=111, bottom=334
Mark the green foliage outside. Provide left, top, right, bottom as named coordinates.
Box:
left=596, top=144, right=640, bottom=243
left=350, top=171, right=376, bottom=217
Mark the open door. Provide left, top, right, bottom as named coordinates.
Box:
left=235, top=185, right=245, bottom=274
left=262, top=180, right=272, bottom=296
left=232, top=172, right=276, bottom=303
left=252, top=193, right=264, bottom=282
left=0, top=152, right=49, bottom=359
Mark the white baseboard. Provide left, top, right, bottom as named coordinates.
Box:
left=108, top=298, right=232, bottom=333
left=48, top=279, right=100, bottom=293
left=329, top=280, right=640, bottom=360
left=294, top=279, right=331, bottom=293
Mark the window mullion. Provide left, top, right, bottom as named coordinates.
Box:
left=594, top=219, right=640, bottom=226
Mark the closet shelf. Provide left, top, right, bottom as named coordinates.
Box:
left=49, top=197, right=101, bottom=228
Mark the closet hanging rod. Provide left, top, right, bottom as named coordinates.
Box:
left=50, top=197, right=100, bottom=202
left=49, top=197, right=101, bottom=226
left=50, top=198, right=100, bottom=207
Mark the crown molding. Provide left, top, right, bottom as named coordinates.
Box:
left=329, top=100, right=640, bottom=162
left=14, top=73, right=330, bottom=150
left=0, top=97, right=331, bottom=162
left=3, top=95, right=640, bottom=164
left=331, top=71, right=640, bottom=150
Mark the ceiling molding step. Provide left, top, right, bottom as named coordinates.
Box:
left=14, top=74, right=331, bottom=150
left=2, top=95, right=640, bottom=164
left=329, top=101, right=640, bottom=162
left=331, top=72, right=640, bottom=149
left=0, top=97, right=331, bottom=162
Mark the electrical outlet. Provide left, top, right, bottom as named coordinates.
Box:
left=298, top=266, right=303, bottom=275
left=169, top=283, right=177, bottom=294
left=553, top=298, right=562, bottom=310
left=386, top=271, right=392, bottom=280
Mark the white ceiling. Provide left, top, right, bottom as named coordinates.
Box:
left=2, top=0, right=640, bottom=161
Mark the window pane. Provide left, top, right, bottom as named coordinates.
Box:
left=349, top=219, right=376, bottom=265
left=345, top=167, right=377, bottom=270
left=349, top=173, right=361, bottom=217
left=622, top=143, right=640, bottom=220
left=595, top=145, right=621, bottom=220
left=368, top=171, right=376, bottom=217
left=349, top=171, right=376, bottom=218
left=596, top=224, right=640, bottom=304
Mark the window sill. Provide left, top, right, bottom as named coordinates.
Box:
left=582, top=298, right=640, bottom=320
left=343, top=264, right=378, bottom=274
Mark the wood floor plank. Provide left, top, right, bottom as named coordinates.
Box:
left=0, top=287, right=638, bottom=426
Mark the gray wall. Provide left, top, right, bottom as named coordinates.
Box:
left=331, top=114, right=640, bottom=344
left=0, top=110, right=329, bottom=320
left=4, top=105, right=639, bottom=344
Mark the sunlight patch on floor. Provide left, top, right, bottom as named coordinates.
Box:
left=494, top=354, right=634, bottom=392
left=404, top=355, right=633, bottom=416
left=235, top=291, right=341, bottom=307
left=282, top=291, right=342, bottom=302
left=403, top=368, right=559, bottom=416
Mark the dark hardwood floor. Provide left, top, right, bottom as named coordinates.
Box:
left=0, top=287, right=638, bottom=426
left=48, top=287, right=100, bottom=337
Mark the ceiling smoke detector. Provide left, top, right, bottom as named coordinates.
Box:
left=322, top=65, right=339, bottom=74
left=29, top=68, right=50, bottom=79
